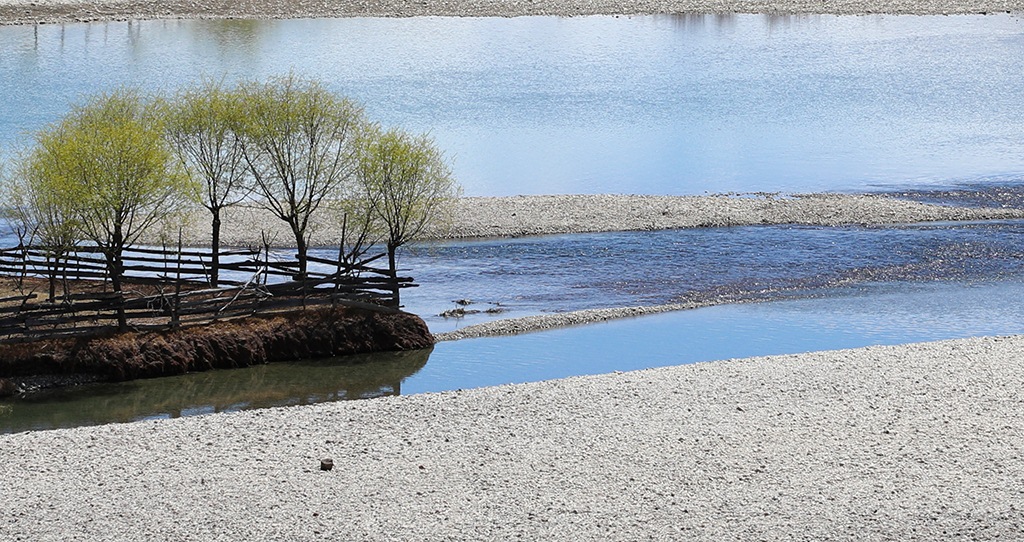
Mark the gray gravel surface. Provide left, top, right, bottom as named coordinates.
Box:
left=429, top=193, right=1024, bottom=240
left=2, top=0, right=1023, bottom=25
left=155, top=193, right=1024, bottom=247
left=3, top=334, right=1024, bottom=540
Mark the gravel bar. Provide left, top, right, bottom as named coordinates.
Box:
left=434, top=302, right=709, bottom=340
left=155, top=193, right=1024, bottom=247
left=3, top=335, right=1024, bottom=540
left=2, top=0, right=1023, bottom=25
left=429, top=193, right=1024, bottom=240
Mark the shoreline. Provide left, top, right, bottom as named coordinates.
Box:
left=2, top=0, right=1023, bottom=25
left=3, top=334, right=1023, bottom=539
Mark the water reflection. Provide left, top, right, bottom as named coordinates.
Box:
left=190, top=19, right=266, bottom=50
left=0, top=348, right=430, bottom=433
left=662, top=12, right=738, bottom=33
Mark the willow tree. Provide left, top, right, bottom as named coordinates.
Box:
left=237, top=75, right=365, bottom=279
left=164, top=81, right=250, bottom=286
left=2, top=157, right=82, bottom=301
left=23, top=88, right=193, bottom=328
left=357, top=126, right=460, bottom=305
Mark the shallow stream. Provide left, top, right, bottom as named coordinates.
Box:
left=4, top=275, right=1023, bottom=433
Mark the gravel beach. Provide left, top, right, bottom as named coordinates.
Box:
left=1, top=0, right=1023, bottom=25
left=3, top=335, right=1023, bottom=540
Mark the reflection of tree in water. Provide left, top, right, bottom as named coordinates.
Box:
left=1, top=348, right=431, bottom=433
left=190, top=19, right=269, bottom=53
left=661, top=13, right=737, bottom=33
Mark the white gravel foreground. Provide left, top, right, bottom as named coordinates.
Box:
left=3, top=335, right=1024, bottom=541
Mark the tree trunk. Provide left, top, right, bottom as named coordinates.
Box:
left=292, top=223, right=308, bottom=281
left=109, top=225, right=127, bottom=331
left=47, top=256, right=57, bottom=303
left=388, top=243, right=400, bottom=308
left=211, top=210, right=221, bottom=287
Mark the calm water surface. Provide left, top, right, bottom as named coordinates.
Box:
left=2, top=14, right=1023, bottom=195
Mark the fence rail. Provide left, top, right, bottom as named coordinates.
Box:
left=0, top=243, right=414, bottom=342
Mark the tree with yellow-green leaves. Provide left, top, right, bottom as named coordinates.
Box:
left=357, top=125, right=460, bottom=305
left=163, top=81, right=250, bottom=287
left=20, top=88, right=195, bottom=328
left=235, top=74, right=366, bottom=279
left=1, top=155, right=82, bottom=302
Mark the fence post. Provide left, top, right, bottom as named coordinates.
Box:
left=171, top=229, right=183, bottom=328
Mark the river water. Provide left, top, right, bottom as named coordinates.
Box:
left=2, top=14, right=1023, bottom=195
left=2, top=14, right=1024, bottom=431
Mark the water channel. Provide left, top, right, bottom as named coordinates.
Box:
left=2, top=14, right=1024, bottom=431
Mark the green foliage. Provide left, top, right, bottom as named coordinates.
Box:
left=35, top=89, right=192, bottom=247
left=163, top=79, right=249, bottom=214
left=358, top=126, right=460, bottom=255
left=18, top=88, right=195, bottom=296
left=235, top=73, right=367, bottom=276
left=357, top=126, right=460, bottom=304
left=4, top=155, right=82, bottom=253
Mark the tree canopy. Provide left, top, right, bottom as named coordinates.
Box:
left=3, top=77, right=461, bottom=310
left=358, top=126, right=460, bottom=304
left=236, top=74, right=366, bottom=278
left=17, top=89, right=194, bottom=326
left=163, top=80, right=250, bottom=286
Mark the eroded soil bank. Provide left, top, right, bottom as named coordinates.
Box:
left=0, top=305, right=433, bottom=397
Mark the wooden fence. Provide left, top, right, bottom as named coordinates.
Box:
left=0, top=244, right=414, bottom=342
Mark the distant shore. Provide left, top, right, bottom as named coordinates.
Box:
left=1, top=0, right=1022, bottom=25
left=169, top=192, right=1024, bottom=248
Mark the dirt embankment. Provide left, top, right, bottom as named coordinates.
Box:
left=0, top=305, right=433, bottom=397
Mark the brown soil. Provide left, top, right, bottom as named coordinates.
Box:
left=0, top=304, right=433, bottom=396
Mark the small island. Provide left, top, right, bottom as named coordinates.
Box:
left=0, top=75, right=459, bottom=396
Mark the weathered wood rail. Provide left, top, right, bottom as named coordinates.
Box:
left=0, top=244, right=414, bottom=342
